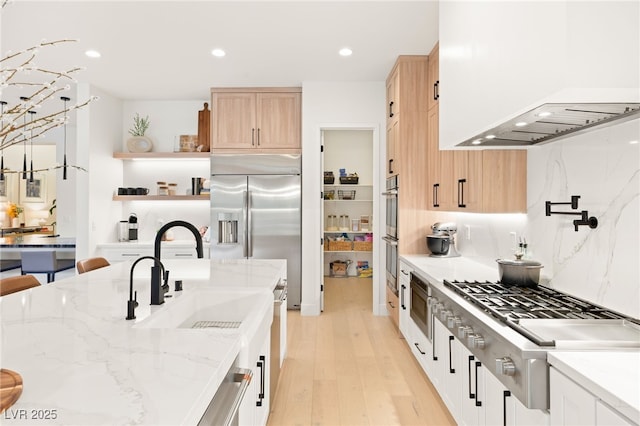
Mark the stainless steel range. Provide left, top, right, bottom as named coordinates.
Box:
left=419, top=276, right=640, bottom=410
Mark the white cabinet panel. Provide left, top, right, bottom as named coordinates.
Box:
left=398, top=261, right=412, bottom=340
left=596, top=400, right=635, bottom=426
left=550, top=367, right=597, bottom=425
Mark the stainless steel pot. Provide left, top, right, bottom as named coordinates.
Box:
left=496, top=256, right=543, bottom=287
left=427, top=235, right=450, bottom=255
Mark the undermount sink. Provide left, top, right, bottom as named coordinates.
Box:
left=134, top=288, right=273, bottom=340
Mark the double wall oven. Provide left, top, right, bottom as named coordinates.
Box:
left=382, top=176, right=399, bottom=295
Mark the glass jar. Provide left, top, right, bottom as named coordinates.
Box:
left=326, top=214, right=337, bottom=231
left=158, top=185, right=169, bottom=196
left=168, top=183, right=178, bottom=196
left=339, top=214, right=350, bottom=231
left=157, top=181, right=167, bottom=195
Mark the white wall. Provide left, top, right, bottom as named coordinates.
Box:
left=427, top=118, right=640, bottom=318
left=76, top=84, right=123, bottom=260
left=301, top=81, right=386, bottom=316
left=120, top=100, right=210, bottom=241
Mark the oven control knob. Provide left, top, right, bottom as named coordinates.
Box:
left=447, top=316, right=462, bottom=329
left=496, top=357, right=516, bottom=376
left=468, top=334, right=486, bottom=349
left=458, top=326, right=473, bottom=339
left=439, top=309, right=452, bottom=322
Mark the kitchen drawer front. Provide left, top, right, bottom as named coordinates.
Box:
left=100, top=247, right=152, bottom=262
left=162, top=248, right=210, bottom=259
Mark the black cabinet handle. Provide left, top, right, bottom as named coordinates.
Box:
left=257, top=128, right=260, bottom=146
left=503, top=390, right=512, bottom=426
left=388, top=159, right=394, bottom=175
left=414, top=342, right=426, bottom=355
left=389, top=101, right=394, bottom=118
left=475, top=361, right=482, bottom=407
left=468, top=355, right=475, bottom=399
left=458, top=179, right=467, bottom=208
left=432, top=316, right=438, bottom=361
left=388, top=300, right=395, bottom=309
left=448, top=336, right=455, bottom=374
left=252, top=128, right=255, bottom=146
left=433, top=184, right=440, bottom=208
left=401, top=284, right=406, bottom=310
left=256, top=355, right=266, bottom=406
left=435, top=80, right=440, bottom=100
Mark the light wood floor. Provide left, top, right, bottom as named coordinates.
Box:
left=267, top=277, right=456, bottom=426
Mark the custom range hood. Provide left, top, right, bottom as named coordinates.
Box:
left=456, top=102, right=640, bottom=147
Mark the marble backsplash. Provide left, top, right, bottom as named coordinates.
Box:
left=428, top=118, right=639, bottom=318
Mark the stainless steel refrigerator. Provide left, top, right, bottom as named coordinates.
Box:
left=210, top=154, right=301, bottom=309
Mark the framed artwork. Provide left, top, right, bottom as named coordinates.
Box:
left=0, top=174, right=16, bottom=202
left=0, top=179, right=7, bottom=201
left=20, top=174, right=46, bottom=203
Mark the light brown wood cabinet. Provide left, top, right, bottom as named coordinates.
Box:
left=211, top=88, right=301, bottom=151
left=425, top=43, right=527, bottom=213
left=385, top=56, right=429, bottom=179
left=386, top=285, right=400, bottom=329
left=427, top=42, right=439, bottom=111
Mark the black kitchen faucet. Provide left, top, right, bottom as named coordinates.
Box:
left=126, top=255, right=166, bottom=320
left=150, top=220, right=204, bottom=305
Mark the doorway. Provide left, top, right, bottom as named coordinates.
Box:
left=321, top=128, right=378, bottom=312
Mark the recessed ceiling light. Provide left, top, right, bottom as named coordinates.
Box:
left=485, top=134, right=496, bottom=139
left=537, top=111, right=552, bottom=117
left=471, top=139, right=482, bottom=145
left=339, top=47, right=353, bottom=57
left=515, top=122, right=528, bottom=127
left=211, top=48, right=226, bottom=57
left=85, top=50, right=101, bottom=58
left=630, top=140, right=638, bottom=145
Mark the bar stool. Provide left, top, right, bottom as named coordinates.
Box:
left=0, top=274, right=40, bottom=296
left=76, top=257, right=110, bottom=274
left=20, top=251, right=76, bottom=283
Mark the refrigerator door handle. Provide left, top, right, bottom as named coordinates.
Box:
left=247, top=190, right=253, bottom=257
left=243, top=190, right=249, bottom=257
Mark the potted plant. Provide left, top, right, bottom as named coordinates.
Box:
left=126, top=113, right=153, bottom=152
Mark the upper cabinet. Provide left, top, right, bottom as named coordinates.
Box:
left=426, top=42, right=439, bottom=112
left=439, top=1, right=640, bottom=149
left=211, top=88, right=301, bottom=151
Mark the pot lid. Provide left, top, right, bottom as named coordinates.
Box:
left=496, top=257, right=543, bottom=267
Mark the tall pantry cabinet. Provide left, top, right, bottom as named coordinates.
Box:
left=384, top=56, right=431, bottom=328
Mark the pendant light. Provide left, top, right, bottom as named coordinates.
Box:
left=20, top=96, right=28, bottom=180
left=61, top=96, right=70, bottom=180
left=0, top=100, right=6, bottom=182
left=28, top=110, right=36, bottom=182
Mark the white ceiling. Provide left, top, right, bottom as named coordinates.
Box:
left=1, top=1, right=439, bottom=101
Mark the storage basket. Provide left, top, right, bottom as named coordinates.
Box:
left=353, top=241, right=373, bottom=251
left=324, top=171, right=335, bottom=184
left=340, top=176, right=359, bottom=184
left=328, top=240, right=352, bottom=251
left=330, top=260, right=352, bottom=277
left=323, top=190, right=335, bottom=200
left=337, top=190, right=356, bottom=200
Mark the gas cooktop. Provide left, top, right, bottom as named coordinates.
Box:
left=444, top=280, right=640, bottom=347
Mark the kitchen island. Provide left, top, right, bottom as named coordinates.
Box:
left=0, top=259, right=284, bottom=425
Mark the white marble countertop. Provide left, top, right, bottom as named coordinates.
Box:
left=0, top=259, right=283, bottom=425
left=400, top=254, right=498, bottom=284
left=548, top=351, right=640, bottom=423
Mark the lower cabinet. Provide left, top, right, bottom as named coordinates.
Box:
left=398, top=261, right=412, bottom=339
left=386, top=285, right=400, bottom=329
left=550, top=367, right=634, bottom=426
left=238, top=329, right=271, bottom=426
left=409, top=317, right=549, bottom=426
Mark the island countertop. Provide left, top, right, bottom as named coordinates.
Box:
left=0, top=259, right=283, bottom=425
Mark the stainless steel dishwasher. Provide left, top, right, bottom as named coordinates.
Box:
left=271, top=279, right=287, bottom=399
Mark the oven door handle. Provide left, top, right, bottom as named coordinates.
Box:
left=381, top=190, right=398, bottom=196
left=382, top=236, right=398, bottom=246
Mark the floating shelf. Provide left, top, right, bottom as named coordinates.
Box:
left=113, top=195, right=210, bottom=201
left=113, top=152, right=210, bottom=160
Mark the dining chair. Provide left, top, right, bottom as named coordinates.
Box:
left=0, top=274, right=40, bottom=296
left=76, top=257, right=110, bottom=274
left=20, top=250, right=75, bottom=283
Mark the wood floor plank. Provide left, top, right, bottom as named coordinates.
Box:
left=267, top=277, right=456, bottom=426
